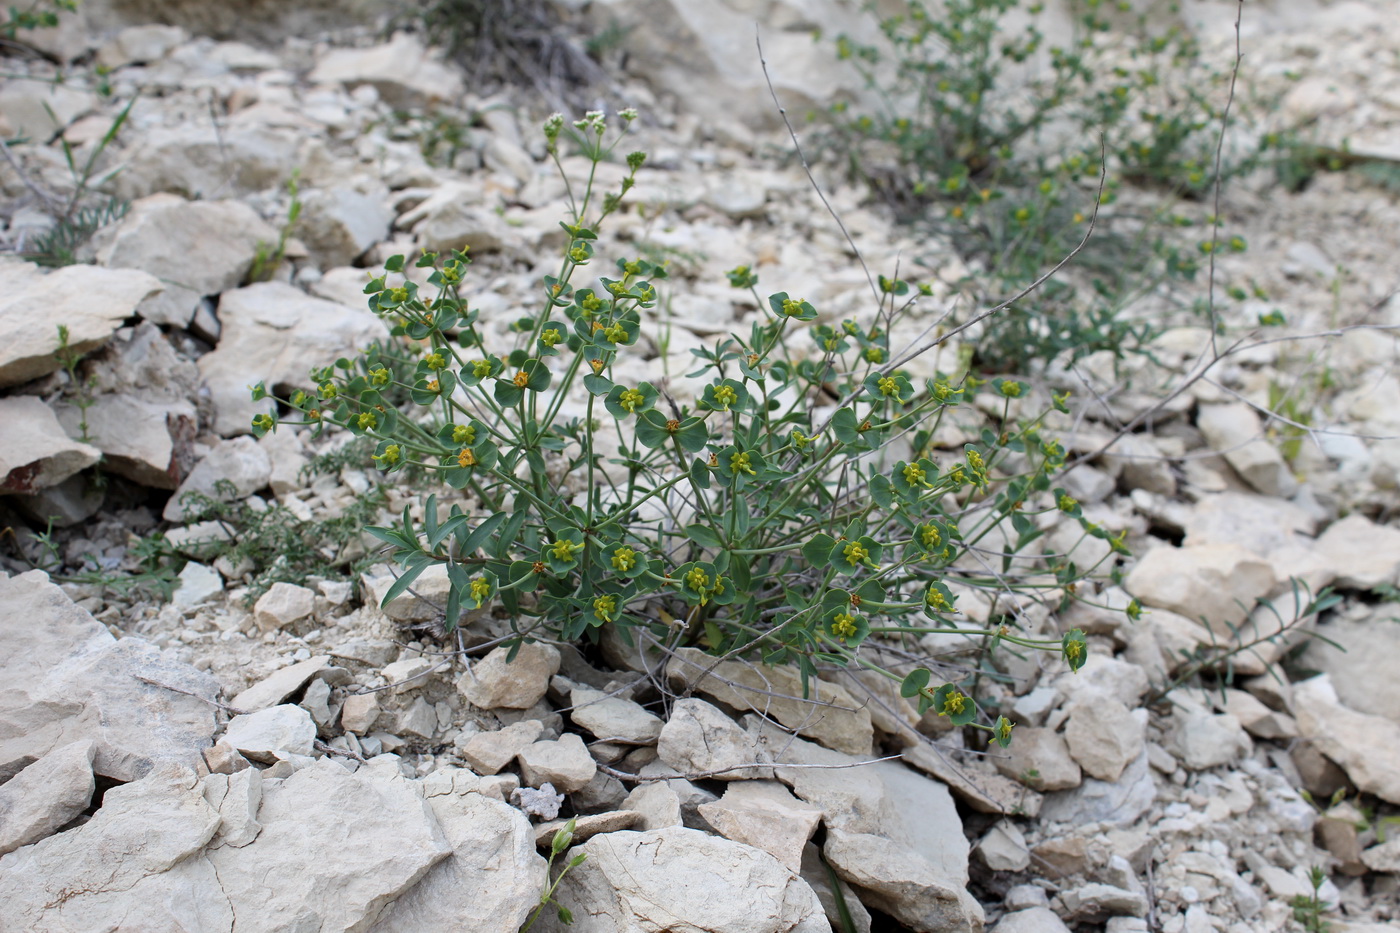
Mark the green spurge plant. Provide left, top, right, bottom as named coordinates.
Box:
left=822, top=0, right=1282, bottom=372
left=252, top=110, right=1122, bottom=747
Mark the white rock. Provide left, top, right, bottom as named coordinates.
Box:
left=299, top=187, right=394, bottom=268
left=382, top=655, right=435, bottom=694
left=1196, top=403, right=1298, bottom=497
left=222, top=705, right=316, bottom=763
left=397, top=696, right=438, bottom=739
left=340, top=692, right=381, bottom=735
left=992, top=906, right=1072, bottom=932
left=202, top=767, right=262, bottom=848
left=0, top=259, right=161, bottom=388
left=976, top=821, right=1031, bottom=872
left=163, top=435, right=271, bottom=521
left=309, top=33, right=464, bottom=108
left=620, top=781, right=683, bottom=830
left=1167, top=707, right=1252, bottom=770
left=172, top=562, right=223, bottom=608
left=1123, top=543, right=1276, bottom=634
left=1360, top=837, right=1400, bottom=873
left=371, top=788, right=543, bottom=932
left=550, top=826, right=829, bottom=933
left=698, top=780, right=823, bottom=872
left=0, top=396, right=100, bottom=494
left=667, top=647, right=873, bottom=756
left=114, top=124, right=299, bottom=201
left=458, top=643, right=560, bottom=710
left=1040, top=747, right=1155, bottom=828
left=231, top=655, right=329, bottom=712
left=658, top=698, right=772, bottom=780
left=0, top=571, right=219, bottom=781
left=1292, top=675, right=1400, bottom=804
left=459, top=719, right=543, bottom=775
left=825, top=828, right=985, bottom=933
left=250, top=582, right=316, bottom=633
left=98, top=194, right=277, bottom=328
left=1312, top=514, right=1400, bottom=591
left=992, top=726, right=1082, bottom=791
left=516, top=733, right=596, bottom=792
left=0, top=740, right=95, bottom=855
left=568, top=683, right=663, bottom=745
left=198, top=282, right=382, bottom=437
left=1300, top=605, right=1400, bottom=723
left=0, top=81, right=92, bottom=140
left=362, top=563, right=453, bottom=623
left=1102, top=433, right=1176, bottom=497
left=1063, top=700, right=1145, bottom=782
left=95, top=23, right=187, bottom=67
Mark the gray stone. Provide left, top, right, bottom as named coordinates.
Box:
left=0, top=259, right=161, bottom=389
left=95, top=23, right=187, bottom=67
left=163, top=436, right=271, bottom=522
left=511, top=783, right=564, bottom=820
left=172, top=561, right=222, bottom=608
left=0, top=571, right=219, bottom=781
left=1167, top=707, right=1251, bottom=770
left=0, top=397, right=100, bottom=494
left=114, top=124, right=299, bottom=200
left=620, top=781, right=683, bottom=830
left=340, top=692, right=381, bottom=734
left=824, top=828, right=984, bottom=933
left=0, top=81, right=92, bottom=140
left=202, top=767, right=262, bottom=848
left=198, top=282, right=382, bottom=437
left=546, top=826, right=829, bottom=933
left=1312, top=514, right=1400, bottom=591
left=800, top=841, right=873, bottom=933
left=976, top=821, right=1031, bottom=872
left=458, top=719, right=543, bottom=775
left=222, top=705, right=316, bottom=763
left=0, top=740, right=95, bottom=855
left=98, top=193, right=277, bottom=328
left=1060, top=882, right=1149, bottom=920
left=1123, top=543, right=1276, bottom=634
left=902, top=741, right=1044, bottom=817
left=56, top=391, right=197, bottom=491
left=458, top=643, right=560, bottom=710
left=516, top=733, right=596, bottom=793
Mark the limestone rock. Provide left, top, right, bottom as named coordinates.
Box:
left=98, top=193, right=277, bottom=328
left=1123, top=543, right=1276, bottom=633
left=546, top=826, right=829, bottom=933
left=96, top=23, right=187, bottom=68
left=202, top=767, right=263, bottom=848
left=534, top=810, right=641, bottom=849
left=976, top=821, right=1031, bottom=872
left=0, top=396, right=100, bottom=494
left=231, top=655, right=330, bottom=712
left=375, top=790, right=543, bottom=933
left=114, top=124, right=299, bottom=200
left=568, top=683, right=663, bottom=745
left=459, top=719, right=543, bottom=775
left=667, top=646, right=874, bottom=756
left=172, top=561, right=223, bottom=608
left=1300, top=604, right=1400, bottom=722
left=1064, top=700, right=1145, bottom=782
left=800, top=841, right=873, bottom=933
left=992, top=907, right=1072, bottom=932
left=1167, top=707, right=1251, bottom=771
left=309, top=33, right=465, bottom=108
left=1196, top=403, right=1298, bottom=497
left=0, top=81, right=92, bottom=139
left=992, top=726, right=1082, bottom=792
left=698, top=780, right=823, bottom=872
left=1312, top=514, right=1400, bottom=591
left=658, top=698, right=773, bottom=780
left=620, top=782, right=683, bottom=830
left=0, top=259, right=161, bottom=388
left=363, top=563, right=453, bottom=623
left=163, top=435, right=271, bottom=521
left=458, top=643, right=560, bottom=710
left=516, top=733, right=596, bottom=793
left=222, top=704, right=317, bottom=763
left=251, top=581, right=316, bottom=633
left=1040, top=747, right=1156, bottom=828
left=55, top=392, right=197, bottom=490
left=198, top=282, right=382, bottom=436
left=340, top=692, right=381, bottom=734
left=0, top=740, right=95, bottom=855
left=902, top=742, right=1044, bottom=817
left=0, top=571, right=219, bottom=781
left=1292, top=675, right=1400, bottom=804
left=299, top=186, right=394, bottom=268
left=824, top=828, right=984, bottom=933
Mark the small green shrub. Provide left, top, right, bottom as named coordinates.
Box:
left=253, top=110, right=1123, bottom=744
left=2, top=0, right=76, bottom=37
left=821, top=0, right=1282, bottom=373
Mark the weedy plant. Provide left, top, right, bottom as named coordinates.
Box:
left=250, top=109, right=1124, bottom=747
left=820, top=0, right=1287, bottom=373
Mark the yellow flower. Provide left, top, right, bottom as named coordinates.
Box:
left=939, top=688, right=967, bottom=717
left=684, top=567, right=710, bottom=593
left=456, top=448, right=477, bottom=468
left=877, top=376, right=898, bottom=396
left=551, top=539, right=579, bottom=562
left=611, top=547, right=638, bottom=572
left=357, top=411, right=378, bottom=430
left=713, top=384, right=738, bottom=408
left=842, top=541, right=869, bottom=567
left=453, top=423, right=476, bottom=445
left=468, top=577, right=491, bottom=608
left=618, top=389, right=645, bottom=413
left=472, top=359, right=493, bottom=378
left=593, top=595, right=617, bottom=623
left=512, top=370, right=530, bottom=388
left=730, top=451, right=756, bottom=476
left=902, top=462, right=927, bottom=487
left=830, top=612, right=859, bottom=642
left=425, top=352, right=447, bottom=371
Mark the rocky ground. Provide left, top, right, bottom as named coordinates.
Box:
left=1, top=1, right=1399, bottom=932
